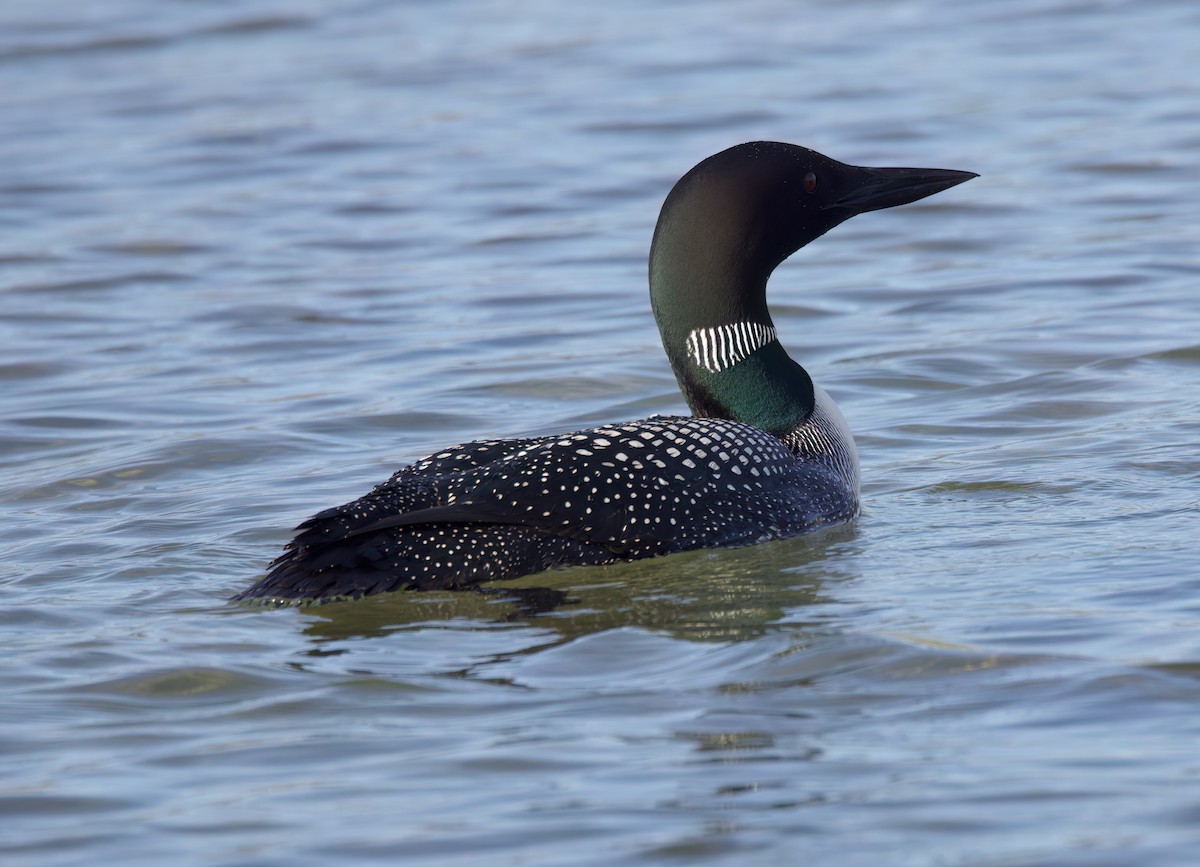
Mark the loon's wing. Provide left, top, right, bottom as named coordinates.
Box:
left=238, top=416, right=852, bottom=601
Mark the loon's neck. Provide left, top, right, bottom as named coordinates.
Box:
left=649, top=231, right=814, bottom=439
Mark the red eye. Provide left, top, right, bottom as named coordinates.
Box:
left=803, top=172, right=818, bottom=194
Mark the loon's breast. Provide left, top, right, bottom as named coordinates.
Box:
left=782, top=384, right=860, bottom=495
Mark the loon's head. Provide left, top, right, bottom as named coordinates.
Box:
left=651, top=141, right=977, bottom=286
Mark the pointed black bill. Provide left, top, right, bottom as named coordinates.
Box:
left=827, top=165, right=978, bottom=214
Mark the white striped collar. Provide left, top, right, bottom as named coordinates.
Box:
left=684, top=321, right=777, bottom=373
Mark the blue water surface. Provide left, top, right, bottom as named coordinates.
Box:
left=2, top=0, right=1199, bottom=864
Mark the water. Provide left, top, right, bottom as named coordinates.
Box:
left=2, top=0, right=1199, bottom=863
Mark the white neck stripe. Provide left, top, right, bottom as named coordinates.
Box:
left=685, top=322, right=777, bottom=373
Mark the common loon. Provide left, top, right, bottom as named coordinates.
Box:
left=237, top=142, right=975, bottom=602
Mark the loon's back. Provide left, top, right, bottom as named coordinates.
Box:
left=237, top=407, right=857, bottom=601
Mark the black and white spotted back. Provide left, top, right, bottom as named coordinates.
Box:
left=238, top=409, right=859, bottom=601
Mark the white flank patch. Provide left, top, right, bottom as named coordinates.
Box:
left=685, top=321, right=777, bottom=373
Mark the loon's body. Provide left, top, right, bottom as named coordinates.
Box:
left=237, top=142, right=974, bottom=602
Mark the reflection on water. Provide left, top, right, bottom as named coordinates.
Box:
left=296, top=525, right=858, bottom=647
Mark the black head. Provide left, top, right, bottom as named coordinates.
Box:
left=651, top=141, right=977, bottom=283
